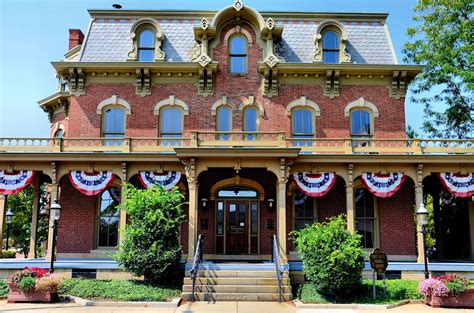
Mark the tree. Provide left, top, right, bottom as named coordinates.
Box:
left=114, top=184, right=185, bottom=281
left=403, top=0, right=473, bottom=139
left=406, top=125, right=420, bottom=139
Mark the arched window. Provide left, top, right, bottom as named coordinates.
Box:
left=217, top=106, right=232, bottom=140
left=355, top=188, right=376, bottom=249
left=293, top=189, right=316, bottom=230
left=54, top=129, right=64, bottom=138
left=291, top=108, right=314, bottom=146
left=98, top=187, right=120, bottom=247
left=351, top=109, right=372, bottom=147
left=102, top=107, right=125, bottom=145
left=138, top=29, right=155, bottom=62
left=243, top=107, right=258, bottom=140
left=229, top=35, right=248, bottom=74
left=322, top=31, right=339, bottom=64
left=160, top=107, right=183, bottom=146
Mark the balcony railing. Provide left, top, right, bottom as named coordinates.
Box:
left=0, top=133, right=472, bottom=155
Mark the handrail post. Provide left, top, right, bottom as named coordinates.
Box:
left=412, top=139, right=423, bottom=155
left=190, top=234, right=203, bottom=302
left=190, top=132, right=198, bottom=147
left=278, top=132, right=286, bottom=147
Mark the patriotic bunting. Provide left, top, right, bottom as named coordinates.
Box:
left=293, top=172, right=337, bottom=197
left=361, top=172, right=406, bottom=198
left=438, top=173, right=474, bottom=198
left=69, top=171, right=115, bottom=196
left=138, top=171, right=181, bottom=190
left=0, top=170, right=35, bottom=195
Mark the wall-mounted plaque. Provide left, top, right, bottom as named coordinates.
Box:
left=266, top=219, right=275, bottom=230
left=200, top=219, right=208, bottom=230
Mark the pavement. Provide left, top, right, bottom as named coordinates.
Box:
left=1, top=301, right=473, bottom=313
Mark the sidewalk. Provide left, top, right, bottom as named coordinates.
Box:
left=1, top=300, right=473, bottom=313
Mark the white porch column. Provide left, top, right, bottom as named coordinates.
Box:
left=118, top=162, right=127, bottom=245
left=0, top=195, right=7, bottom=257
left=187, top=181, right=198, bottom=263
left=45, top=183, right=59, bottom=262
left=415, top=164, right=426, bottom=264
left=28, top=177, right=41, bottom=259
left=346, top=164, right=355, bottom=233
left=277, top=180, right=288, bottom=263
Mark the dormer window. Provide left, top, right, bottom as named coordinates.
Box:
left=322, top=31, right=339, bottom=64
left=229, top=35, right=248, bottom=74
left=138, top=29, right=155, bottom=62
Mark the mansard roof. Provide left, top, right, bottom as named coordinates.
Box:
left=76, top=10, right=397, bottom=65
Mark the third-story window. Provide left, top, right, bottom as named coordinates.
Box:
left=103, top=107, right=125, bottom=145
left=292, top=109, right=314, bottom=146
left=243, top=107, right=257, bottom=140
left=323, top=31, right=339, bottom=64
left=138, top=29, right=155, bottom=62
left=217, top=106, right=232, bottom=140
left=355, top=188, right=375, bottom=248
left=229, top=35, right=247, bottom=74
left=160, top=107, right=183, bottom=146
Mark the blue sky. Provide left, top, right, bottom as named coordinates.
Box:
left=0, top=0, right=422, bottom=137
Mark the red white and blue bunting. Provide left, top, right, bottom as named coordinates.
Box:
left=69, top=171, right=115, bottom=196
left=293, top=172, right=337, bottom=197
left=0, top=170, right=35, bottom=195
left=438, top=172, right=474, bottom=198
left=138, top=171, right=181, bottom=190
left=361, top=172, right=406, bottom=198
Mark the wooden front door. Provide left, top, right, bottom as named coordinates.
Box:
left=226, top=201, right=248, bottom=254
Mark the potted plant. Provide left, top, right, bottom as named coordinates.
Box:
left=419, top=274, right=474, bottom=308
left=7, top=267, right=62, bottom=303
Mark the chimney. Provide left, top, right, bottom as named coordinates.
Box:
left=68, top=29, right=85, bottom=50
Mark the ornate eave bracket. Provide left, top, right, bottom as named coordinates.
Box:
left=262, top=67, right=279, bottom=98
left=136, top=68, right=151, bottom=97
left=68, top=68, right=85, bottom=95
left=390, top=71, right=407, bottom=99
left=325, top=69, right=340, bottom=98
left=262, top=18, right=285, bottom=68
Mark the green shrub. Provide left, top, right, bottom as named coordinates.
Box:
left=59, top=279, right=181, bottom=302
left=291, top=215, right=364, bottom=296
left=0, top=280, right=8, bottom=298
left=114, top=184, right=185, bottom=281
left=18, top=276, right=36, bottom=294
left=1, top=250, right=16, bottom=258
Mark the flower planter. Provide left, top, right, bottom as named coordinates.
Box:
left=7, top=283, right=58, bottom=303
left=425, top=289, right=474, bottom=309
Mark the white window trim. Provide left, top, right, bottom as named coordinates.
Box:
left=344, top=98, right=379, bottom=117
left=211, top=96, right=237, bottom=116
left=286, top=97, right=321, bottom=116
left=154, top=96, right=189, bottom=116
left=96, top=95, right=132, bottom=115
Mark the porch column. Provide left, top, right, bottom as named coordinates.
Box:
left=45, top=183, right=59, bottom=262
left=277, top=180, right=288, bottom=263
left=118, top=162, right=127, bottom=245
left=415, top=184, right=426, bottom=264
left=346, top=164, right=355, bottom=233
left=28, top=177, right=41, bottom=258
left=187, top=181, right=198, bottom=262
left=0, top=195, right=7, bottom=257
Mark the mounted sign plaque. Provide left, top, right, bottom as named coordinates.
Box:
left=369, top=248, right=388, bottom=300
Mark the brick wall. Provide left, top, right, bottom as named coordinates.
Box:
left=57, top=175, right=97, bottom=253
left=317, top=176, right=347, bottom=222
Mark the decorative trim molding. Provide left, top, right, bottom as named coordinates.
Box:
left=127, top=18, right=165, bottom=62
left=154, top=96, right=189, bottom=115
left=96, top=95, right=132, bottom=115
left=344, top=98, right=380, bottom=117
left=286, top=97, right=321, bottom=116
left=211, top=96, right=237, bottom=115
left=209, top=176, right=265, bottom=201
left=238, top=96, right=264, bottom=116
left=313, top=19, right=351, bottom=64
left=223, top=25, right=253, bottom=45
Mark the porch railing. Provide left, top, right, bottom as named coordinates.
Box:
left=0, top=134, right=472, bottom=155
left=272, top=235, right=284, bottom=303
left=190, top=234, right=203, bottom=302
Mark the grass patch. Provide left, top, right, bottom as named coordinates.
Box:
left=59, top=279, right=181, bottom=302
left=298, top=279, right=423, bottom=304
left=0, top=280, right=8, bottom=298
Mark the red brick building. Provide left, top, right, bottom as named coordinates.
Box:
left=1, top=1, right=473, bottom=295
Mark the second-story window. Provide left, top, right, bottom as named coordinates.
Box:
left=229, top=35, right=247, bottom=74
left=351, top=110, right=371, bottom=136
left=103, top=107, right=125, bottom=145
left=160, top=107, right=183, bottom=146
left=292, top=108, right=314, bottom=146
left=323, top=31, right=339, bottom=64
left=217, top=106, right=232, bottom=140
left=138, top=29, right=155, bottom=62
left=243, top=107, right=257, bottom=140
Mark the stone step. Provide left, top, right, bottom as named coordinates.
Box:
left=181, top=292, right=293, bottom=302
left=185, top=270, right=289, bottom=278
left=182, top=284, right=292, bottom=293
left=183, top=277, right=291, bottom=286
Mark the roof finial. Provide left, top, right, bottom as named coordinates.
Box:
left=233, top=0, right=244, bottom=11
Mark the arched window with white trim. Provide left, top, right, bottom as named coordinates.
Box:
left=102, top=107, right=125, bottom=146
left=216, top=106, right=232, bottom=140
left=138, top=29, right=155, bottom=62
left=322, top=31, right=340, bottom=64
left=160, top=107, right=183, bottom=146
left=243, top=107, right=258, bottom=140
left=229, top=35, right=248, bottom=74
left=291, top=108, right=314, bottom=146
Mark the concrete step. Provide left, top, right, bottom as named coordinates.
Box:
left=185, top=270, right=289, bottom=278
left=181, top=292, right=293, bottom=302
left=183, top=277, right=291, bottom=286
left=182, top=284, right=292, bottom=293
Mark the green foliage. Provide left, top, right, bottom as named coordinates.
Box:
left=114, top=184, right=185, bottom=281
left=18, top=276, right=36, bottom=294
left=298, top=280, right=422, bottom=304
left=406, top=125, right=419, bottom=139
left=59, top=279, right=181, bottom=302
left=291, top=215, right=365, bottom=296
left=403, top=0, right=473, bottom=139
left=0, top=250, right=16, bottom=258
left=0, top=280, right=8, bottom=298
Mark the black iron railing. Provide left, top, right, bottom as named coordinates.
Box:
left=190, top=234, right=203, bottom=302
left=272, top=235, right=284, bottom=303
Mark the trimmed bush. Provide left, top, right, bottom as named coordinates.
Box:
left=291, top=215, right=364, bottom=296
left=0, top=280, right=8, bottom=298
left=1, top=250, right=16, bottom=258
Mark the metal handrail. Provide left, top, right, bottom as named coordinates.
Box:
left=190, top=234, right=203, bottom=302
left=272, top=235, right=284, bottom=303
